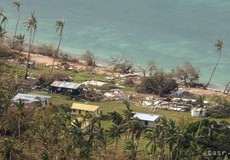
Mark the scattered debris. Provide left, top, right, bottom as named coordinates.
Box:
left=105, top=76, right=115, bottom=80
left=117, top=73, right=140, bottom=78
left=103, top=89, right=126, bottom=101
left=82, top=80, right=107, bottom=87
left=115, top=83, right=125, bottom=88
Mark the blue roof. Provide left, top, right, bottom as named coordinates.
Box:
left=133, top=112, right=162, bottom=122
left=51, top=81, right=81, bottom=89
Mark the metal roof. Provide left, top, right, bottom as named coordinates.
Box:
left=50, top=81, right=81, bottom=89
left=133, top=112, right=162, bottom=122
left=12, top=93, right=51, bottom=103
left=71, top=103, right=99, bottom=112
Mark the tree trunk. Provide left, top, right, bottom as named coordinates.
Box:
left=224, top=80, right=230, bottom=94
left=25, top=28, right=33, bottom=79
left=51, top=33, right=62, bottom=74
left=18, top=113, right=21, bottom=146
left=205, top=51, right=221, bottom=88
left=12, top=9, right=20, bottom=49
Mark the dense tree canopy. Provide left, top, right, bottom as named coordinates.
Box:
left=137, top=70, right=178, bottom=97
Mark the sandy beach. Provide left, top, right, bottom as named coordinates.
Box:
left=21, top=51, right=60, bottom=66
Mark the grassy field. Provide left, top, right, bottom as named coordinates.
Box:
left=10, top=61, right=230, bottom=127
left=30, top=89, right=230, bottom=130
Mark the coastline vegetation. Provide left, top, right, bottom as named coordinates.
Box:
left=0, top=1, right=230, bottom=159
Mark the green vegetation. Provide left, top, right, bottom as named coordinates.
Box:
left=1, top=2, right=230, bottom=159
left=173, top=61, right=200, bottom=87
left=0, top=99, right=230, bottom=159
left=24, top=11, right=38, bottom=79
left=12, top=0, right=22, bottom=49
left=51, top=19, right=65, bottom=74
left=1, top=43, right=230, bottom=159
left=109, top=54, right=133, bottom=74
left=207, top=98, right=230, bottom=118
left=136, top=69, right=178, bottom=97
left=81, top=51, right=96, bottom=67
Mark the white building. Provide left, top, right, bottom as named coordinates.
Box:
left=191, top=108, right=207, bottom=117
left=12, top=93, right=51, bottom=107
left=133, top=112, right=162, bottom=128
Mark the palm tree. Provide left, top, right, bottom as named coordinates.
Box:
left=108, top=110, right=123, bottom=125
left=0, top=137, right=20, bottom=160
left=14, top=99, right=25, bottom=146
left=205, top=40, right=223, bottom=88
left=172, top=130, right=192, bottom=160
left=122, top=100, right=134, bottom=123
left=0, top=9, right=7, bottom=30
left=124, top=120, right=145, bottom=159
left=11, top=33, right=25, bottom=80
left=0, top=25, right=7, bottom=45
left=145, top=125, right=163, bottom=160
left=12, top=0, right=22, bottom=49
left=123, top=140, right=137, bottom=159
left=51, top=19, right=65, bottom=74
left=14, top=33, right=25, bottom=51
left=195, top=95, right=206, bottom=139
left=24, top=11, right=37, bottom=79
left=165, top=119, right=181, bottom=160
left=106, top=123, right=125, bottom=152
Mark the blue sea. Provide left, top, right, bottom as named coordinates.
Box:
left=1, top=0, right=230, bottom=89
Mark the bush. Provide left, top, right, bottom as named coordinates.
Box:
left=109, top=54, right=133, bottom=74
left=138, top=60, right=157, bottom=77
left=81, top=51, right=96, bottom=67
left=0, top=61, right=13, bottom=73
left=136, top=70, right=178, bottom=97
left=35, top=44, right=56, bottom=57
left=207, top=98, right=230, bottom=118
left=173, top=61, right=200, bottom=87
left=124, top=78, right=134, bottom=87
left=59, top=53, right=79, bottom=63
left=0, top=46, right=18, bottom=59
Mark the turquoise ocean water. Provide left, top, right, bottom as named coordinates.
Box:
left=1, top=0, right=230, bottom=89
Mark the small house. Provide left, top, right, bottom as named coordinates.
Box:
left=71, top=103, right=100, bottom=115
left=191, top=108, right=207, bottom=117
left=50, top=81, right=82, bottom=95
left=133, top=112, right=162, bottom=128
left=12, top=93, right=51, bottom=107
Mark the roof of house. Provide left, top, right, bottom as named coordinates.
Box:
left=133, top=112, right=162, bottom=122
left=50, top=81, right=81, bottom=89
left=71, top=103, right=99, bottom=112
left=12, top=93, right=51, bottom=103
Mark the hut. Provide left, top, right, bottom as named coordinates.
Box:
left=12, top=93, right=51, bottom=107
left=50, top=81, right=82, bottom=95
left=133, top=112, right=162, bottom=128
left=191, top=108, right=207, bottom=117
left=71, top=103, right=100, bottom=115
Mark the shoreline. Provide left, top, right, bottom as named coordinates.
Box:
left=17, top=51, right=229, bottom=98
left=52, top=50, right=229, bottom=93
